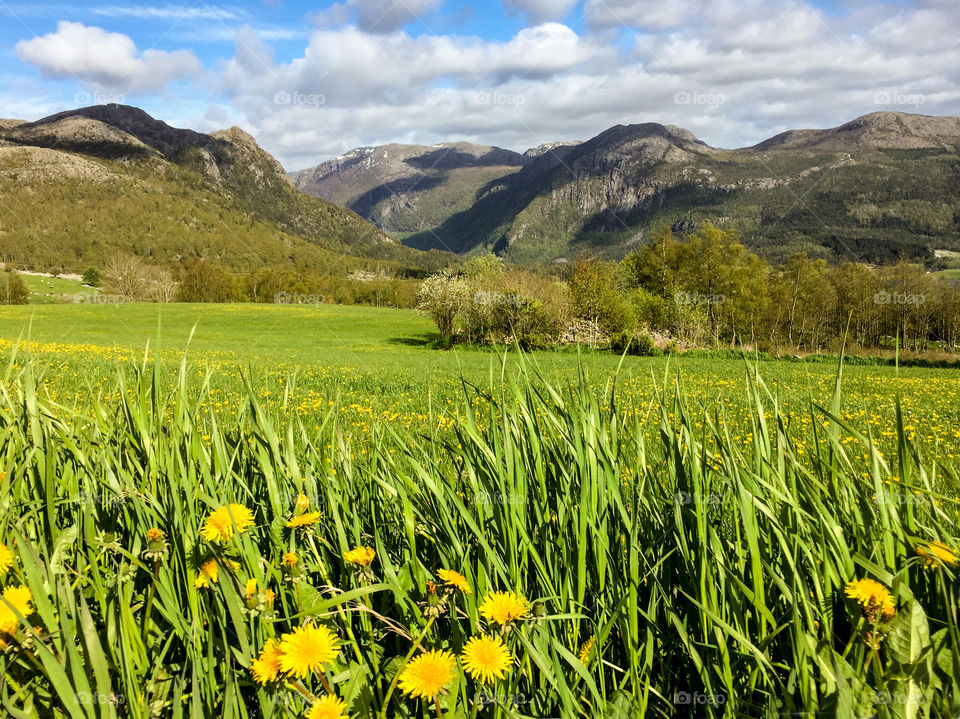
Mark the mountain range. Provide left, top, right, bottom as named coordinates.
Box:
left=0, top=105, right=451, bottom=275
left=2, top=105, right=958, bottom=273
left=292, top=112, right=960, bottom=265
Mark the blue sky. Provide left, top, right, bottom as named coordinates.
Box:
left=2, top=0, right=958, bottom=169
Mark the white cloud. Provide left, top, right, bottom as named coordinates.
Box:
left=503, top=0, right=580, bottom=24
left=316, top=0, right=445, bottom=33
left=89, top=4, right=244, bottom=21
left=15, top=22, right=201, bottom=94
left=585, top=0, right=700, bottom=30
left=13, top=0, right=960, bottom=174
left=211, top=1, right=960, bottom=170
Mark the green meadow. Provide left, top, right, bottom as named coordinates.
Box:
left=0, top=303, right=958, bottom=717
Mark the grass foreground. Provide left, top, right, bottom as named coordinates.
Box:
left=0, top=304, right=958, bottom=717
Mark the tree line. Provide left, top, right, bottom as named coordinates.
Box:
left=417, top=224, right=960, bottom=354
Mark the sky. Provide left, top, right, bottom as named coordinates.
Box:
left=1, top=0, right=958, bottom=170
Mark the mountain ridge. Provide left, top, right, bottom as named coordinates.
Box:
left=0, top=104, right=454, bottom=274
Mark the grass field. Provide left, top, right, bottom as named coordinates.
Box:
left=0, top=303, right=958, bottom=717
left=20, top=275, right=87, bottom=304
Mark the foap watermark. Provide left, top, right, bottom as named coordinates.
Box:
left=74, top=491, right=127, bottom=507
left=674, top=491, right=723, bottom=507
left=873, top=691, right=926, bottom=707
left=74, top=91, right=126, bottom=106
left=872, top=490, right=929, bottom=508
left=674, top=90, right=725, bottom=107
left=674, top=291, right=725, bottom=306
left=873, top=91, right=925, bottom=109
left=475, top=691, right=531, bottom=708
left=874, top=290, right=925, bottom=306
left=76, top=692, right=125, bottom=706
left=274, top=91, right=325, bottom=108
left=73, top=291, right=122, bottom=306
left=474, top=491, right=524, bottom=506
left=274, top=292, right=326, bottom=306
left=277, top=490, right=327, bottom=508
left=475, top=91, right=525, bottom=106
left=674, top=691, right=727, bottom=706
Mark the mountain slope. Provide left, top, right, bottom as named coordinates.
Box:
left=396, top=112, right=960, bottom=265
left=289, top=142, right=525, bottom=241
left=0, top=104, right=448, bottom=273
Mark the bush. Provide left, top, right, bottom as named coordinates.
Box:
left=0, top=268, right=29, bottom=305
left=609, top=330, right=657, bottom=356
left=81, top=267, right=102, bottom=287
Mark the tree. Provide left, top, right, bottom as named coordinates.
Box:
left=462, top=254, right=505, bottom=280
left=416, top=271, right=470, bottom=343
left=82, top=267, right=102, bottom=287
left=147, top=267, right=178, bottom=303
left=176, top=258, right=238, bottom=303
left=103, top=255, right=150, bottom=301
left=0, top=268, right=29, bottom=305
left=569, top=259, right=634, bottom=343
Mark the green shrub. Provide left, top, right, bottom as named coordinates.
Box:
left=610, top=330, right=657, bottom=356
left=81, top=267, right=103, bottom=287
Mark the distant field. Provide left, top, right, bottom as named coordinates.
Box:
left=21, top=273, right=87, bottom=303
left=0, top=302, right=959, bottom=459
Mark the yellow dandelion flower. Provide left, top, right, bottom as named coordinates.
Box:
left=295, top=493, right=311, bottom=515
left=398, top=649, right=456, bottom=699
left=194, top=559, right=239, bottom=589
left=0, top=585, right=33, bottom=634
left=286, top=511, right=323, bottom=528
left=283, top=552, right=299, bottom=568
left=915, top=541, right=958, bottom=569
left=146, top=528, right=163, bottom=542
left=461, top=635, right=511, bottom=684
left=265, top=589, right=276, bottom=605
left=200, top=504, right=254, bottom=543
left=250, top=639, right=282, bottom=685
left=343, top=546, right=375, bottom=567
left=479, top=591, right=529, bottom=625
left=245, top=578, right=258, bottom=599
left=278, top=624, right=341, bottom=679
left=578, top=636, right=596, bottom=664
left=306, top=695, right=349, bottom=719
left=437, top=569, right=472, bottom=594
left=0, top=544, right=14, bottom=576
left=845, top=578, right=896, bottom=620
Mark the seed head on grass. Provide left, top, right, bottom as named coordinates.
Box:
left=398, top=649, right=457, bottom=699
left=278, top=624, right=341, bottom=679
left=461, top=635, right=511, bottom=683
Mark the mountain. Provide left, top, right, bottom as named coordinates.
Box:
left=385, top=112, right=960, bottom=265
left=289, top=142, right=525, bottom=242
left=0, top=104, right=450, bottom=274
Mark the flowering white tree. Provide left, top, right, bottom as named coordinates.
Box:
left=416, top=271, right=470, bottom=343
